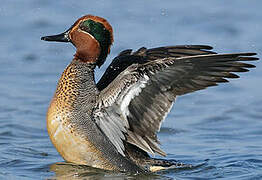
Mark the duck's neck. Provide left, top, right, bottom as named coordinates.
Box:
left=74, top=46, right=100, bottom=64
left=71, top=29, right=101, bottom=64
left=55, top=58, right=98, bottom=112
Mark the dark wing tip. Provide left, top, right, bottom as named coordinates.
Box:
left=228, top=73, right=240, bottom=78
left=223, top=52, right=257, bottom=57
left=241, top=63, right=256, bottom=68
left=241, top=52, right=257, bottom=56
left=192, top=45, right=213, bottom=50
left=170, top=45, right=213, bottom=50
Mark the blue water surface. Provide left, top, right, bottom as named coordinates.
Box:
left=0, top=0, right=262, bottom=179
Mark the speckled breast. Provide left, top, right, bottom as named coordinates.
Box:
left=46, top=97, right=115, bottom=170
left=46, top=61, right=116, bottom=170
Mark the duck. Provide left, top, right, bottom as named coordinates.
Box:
left=41, top=15, right=258, bottom=173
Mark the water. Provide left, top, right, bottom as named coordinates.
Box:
left=1, top=0, right=262, bottom=179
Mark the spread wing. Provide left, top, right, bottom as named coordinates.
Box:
left=97, top=45, right=216, bottom=91
left=95, top=50, right=258, bottom=157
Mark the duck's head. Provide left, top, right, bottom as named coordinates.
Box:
left=41, top=15, right=113, bottom=67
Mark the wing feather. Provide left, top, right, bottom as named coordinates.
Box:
left=95, top=50, right=258, bottom=157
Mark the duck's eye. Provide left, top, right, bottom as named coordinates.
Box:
left=79, top=21, right=90, bottom=32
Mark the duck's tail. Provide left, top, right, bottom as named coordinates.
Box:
left=147, top=158, right=192, bottom=172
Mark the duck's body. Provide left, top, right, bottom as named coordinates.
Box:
left=46, top=59, right=145, bottom=172
left=42, top=15, right=258, bottom=173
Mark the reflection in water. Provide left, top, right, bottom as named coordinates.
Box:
left=48, top=161, right=204, bottom=179
left=49, top=162, right=111, bottom=179
left=48, top=162, right=160, bottom=180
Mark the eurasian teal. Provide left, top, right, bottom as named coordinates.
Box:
left=41, top=15, right=258, bottom=173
